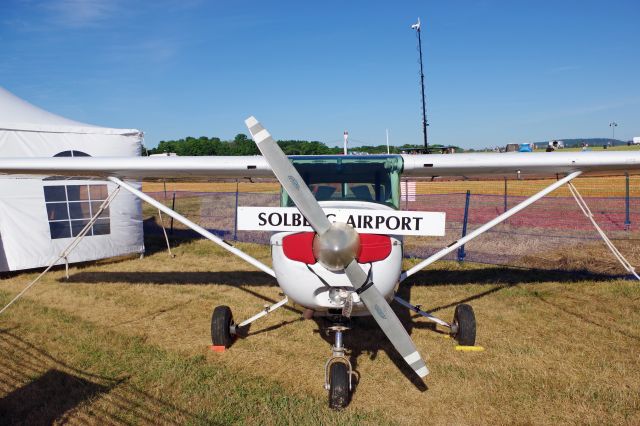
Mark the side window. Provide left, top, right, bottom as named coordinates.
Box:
left=44, top=184, right=111, bottom=239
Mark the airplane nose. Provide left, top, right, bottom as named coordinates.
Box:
left=312, top=222, right=360, bottom=271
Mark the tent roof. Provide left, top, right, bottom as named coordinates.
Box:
left=0, top=86, right=142, bottom=136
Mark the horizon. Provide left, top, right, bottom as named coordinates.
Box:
left=2, top=0, right=639, bottom=149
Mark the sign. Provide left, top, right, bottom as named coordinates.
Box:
left=237, top=207, right=445, bottom=236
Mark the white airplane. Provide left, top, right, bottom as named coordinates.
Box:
left=1, top=117, right=639, bottom=409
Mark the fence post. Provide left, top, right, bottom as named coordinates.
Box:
left=233, top=179, right=239, bottom=240
left=404, top=180, right=409, bottom=210
left=503, top=178, right=508, bottom=213
left=457, top=190, right=471, bottom=262
left=625, top=173, right=631, bottom=230
left=169, top=192, right=175, bottom=234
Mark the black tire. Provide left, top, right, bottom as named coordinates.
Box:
left=453, top=304, right=476, bottom=346
left=211, top=305, right=234, bottom=348
left=328, top=362, right=350, bottom=410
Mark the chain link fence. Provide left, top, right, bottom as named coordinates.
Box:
left=143, top=175, right=640, bottom=276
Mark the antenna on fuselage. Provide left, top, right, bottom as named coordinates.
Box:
left=343, top=131, right=349, bottom=155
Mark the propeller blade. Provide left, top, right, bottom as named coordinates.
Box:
left=245, top=116, right=331, bottom=235
left=344, top=260, right=429, bottom=378
left=245, top=116, right=427, bottom=379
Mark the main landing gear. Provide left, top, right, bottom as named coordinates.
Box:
left=211, top=297, right=290, bottom=349
left=451, top=304, right=476, bottom=346
left=394, top=297, right=476, bottom=346
left=211, top=305, right=236, bottom=348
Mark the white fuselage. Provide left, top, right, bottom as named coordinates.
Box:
left=270, top=201, right=403, bottom=314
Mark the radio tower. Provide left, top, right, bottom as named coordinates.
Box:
left=411, top=17, right=429, bottom=153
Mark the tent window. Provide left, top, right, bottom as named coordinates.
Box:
left=45, top=151, right=92, bottom=181
left=53, top=150, right=90, bottom=157
left=43, top=184, right=111, bottom=239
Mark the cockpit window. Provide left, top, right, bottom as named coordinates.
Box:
left=281, top=155, right=403, bottom=209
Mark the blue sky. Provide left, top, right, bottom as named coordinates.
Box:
left=2, top=0, right=639, bottom=149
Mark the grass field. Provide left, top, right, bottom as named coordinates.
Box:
left=2, top=234, right=640, bottom=424
left=142, top=174, right=640, bottom=198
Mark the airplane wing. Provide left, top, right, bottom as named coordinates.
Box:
left=0, top=156, right=272, bottom=179
left=0, top=151, right=639, bottom=180
left=401, top=151, right=640, bottom=178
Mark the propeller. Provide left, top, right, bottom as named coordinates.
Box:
left=245, top=116, right=429, bottom=379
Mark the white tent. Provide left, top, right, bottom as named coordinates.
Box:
left=0, top=87, right=144, bottom=271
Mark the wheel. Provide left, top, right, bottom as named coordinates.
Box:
left=328, top=362, right=350, bottom=410
left=452, top=304, right=476, bottom=346
left=211, top=305, right=234, bottom=348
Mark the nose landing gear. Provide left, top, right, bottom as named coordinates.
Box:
left=324, top=323, right=355, bottom=410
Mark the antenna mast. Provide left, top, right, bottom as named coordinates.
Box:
left=411, top=17, right=429, bottom=153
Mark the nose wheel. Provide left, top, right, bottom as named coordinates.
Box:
left=328, top=361, right=350, bottom=409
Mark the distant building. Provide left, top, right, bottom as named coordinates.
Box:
left=150, top=152, right=177, bottom=157
left=505, top=143, right=534, bottom=152
left=546, top=140, right=564, bottom=151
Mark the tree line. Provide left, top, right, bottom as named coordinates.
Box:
left=145, top=134, right=458, bottom=156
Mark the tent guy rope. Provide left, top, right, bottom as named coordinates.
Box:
left=568, top=182, right=640, bottom=281
left=0, top=185, right=122, bottom=315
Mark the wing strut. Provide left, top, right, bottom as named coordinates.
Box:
left=400, top=171, right=583, bottom=282
left=108, top=177, right=276, bottom=278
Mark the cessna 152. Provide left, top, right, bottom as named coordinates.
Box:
left=1, top=117, right=639, bottom=409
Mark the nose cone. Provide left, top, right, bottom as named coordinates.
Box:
left=312, top=222, right=360, bottom=271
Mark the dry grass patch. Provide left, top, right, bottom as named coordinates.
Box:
left=141, top=174, right=640, bottom=199
left=143, top=181, right=279, bottom=194
left=415, top=175, right=640, bottom=197
left=1, top=236, right=639, bottom=424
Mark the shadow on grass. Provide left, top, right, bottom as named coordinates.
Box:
left=62, top=270, right=277, bottom=287
left=404, top=266, right=623, bottom=287
left=61, top=266, right=617, bottom=288
left=0, top=369, right=110, bottom=425
left=0, top=329, right=209, bottom=424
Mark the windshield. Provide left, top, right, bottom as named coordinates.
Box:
left=280, top=155, right=403, bottom=209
